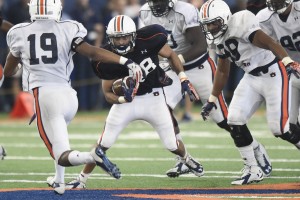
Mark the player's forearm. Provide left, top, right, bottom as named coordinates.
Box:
left=252, top=30, right=288, bottom=60
left=104, top=92, right=120, bottom=104
left=4, top=52, right=20, bottom=77
left=169, top=51, right=184, bottom=74
left=211, top=69, right=228, bottom=98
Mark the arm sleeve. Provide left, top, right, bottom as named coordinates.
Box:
left=6, top=26, right=21, bottom=57
left=182, top=5, right=200, bottom=32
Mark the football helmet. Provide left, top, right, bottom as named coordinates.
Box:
left=199, top=0, right=232, bottom=43
left=266, top=0, right=293, bottom=14
left=106, top=15, right=137, bottom=55
left=147, top=0, right=177, bottom=17
left=28, top=0, right=62, bottom=21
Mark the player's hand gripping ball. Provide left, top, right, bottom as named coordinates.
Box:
left=112, top=76, right=135, bottom=96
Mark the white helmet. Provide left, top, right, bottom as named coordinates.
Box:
left=147, top=0, right=177, bottom=17
left=199, top=0, right=232, bottom=43
left=28, top=0, right=62, bottom=21
left=266, top=0, right=293, bottom=14
left=106, top=15, right=137, bottom=55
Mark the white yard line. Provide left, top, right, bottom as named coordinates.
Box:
left=4, top=156, right=300, bottom=163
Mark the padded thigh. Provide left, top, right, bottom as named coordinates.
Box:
left=228, top=75, right=263, bottom=125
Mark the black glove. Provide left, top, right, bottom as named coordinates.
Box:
left=201, top=101, right=217, bottom=121
left=181, top=80, right=200, bottom=102
left=286, top=64, right=300, bottom=79
left=121, top=77, right=136, bottom=102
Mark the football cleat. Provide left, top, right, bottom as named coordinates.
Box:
left=254, top=143, right=272, bottom=177
left=90, top=146, right=121, bottom=179
left=65, top=177, right=86, bottom=189
left=166, top=157, right=191, bottom=178
left=231, top=165, right=263, bottom=185
left=184, top=155, right=204, bottom=177
left=46, top=176, right=65, bottom=195
left=0, top=145, right=6, bottom=160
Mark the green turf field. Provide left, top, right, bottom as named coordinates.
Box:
left=0, top=107, right=299, bottom=190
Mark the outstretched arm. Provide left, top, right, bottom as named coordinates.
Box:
left=252, top=29, right=300, bottom=76
left=251, top=29, right=288, bottom=60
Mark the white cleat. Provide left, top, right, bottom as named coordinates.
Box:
left=166, top=157, right=191, bottom=178
left=46, top=176, right=65, bottom=195
left=65, top=177, right=86, bottom=189
left=183, top=155, right=204, bottom=177
left=254, top=143, right=272, bottom=177
left=231, top=165, right=263, bottom=185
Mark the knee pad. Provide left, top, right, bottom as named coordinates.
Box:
left=230, top=125, right=253, bottom=147
left=217, top=119, right=231, bottom=133
left=277, top=124, right=300, bottom=144
left=58, top=150, right=73, bottom=166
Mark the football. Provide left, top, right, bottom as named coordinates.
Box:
left=112, top=76, right=135, bottom=96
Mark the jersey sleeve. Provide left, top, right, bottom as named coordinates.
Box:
left=92, top=44, right=129, bottom=80
left=177, top=3, right=200, bottom=32
left=73, top=21, right=87, bottom=39
left=232, top=11, right=261, bottom=43
left=256, top=9, right=277, bottom=40
left=137, top=24, right=168, bottom=53
left=92, top=61, right=128, bottom=80
left=6, top=24, right=23, bottom=57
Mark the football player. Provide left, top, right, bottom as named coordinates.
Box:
left=200, top=0, right=300, bottom=185
left=257, top=0, right=300, bottom=146
left=3, top=0, right=144, bottom=195
left=66, top=15, right=203, bottom=189
left=139, top=0, right=271, bottom=178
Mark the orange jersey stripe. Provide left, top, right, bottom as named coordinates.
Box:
left=278, top=61, right=289, bottom=133
left=33, top=88, right=54, bottom=159
left=208, top=57, right=228, bottom=118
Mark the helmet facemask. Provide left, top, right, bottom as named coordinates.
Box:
left=147, top=0, right=173, bottom=17
left=107, top=33, right=137, bottom=55
left=200, top=17, right=228, bottom=41
left=266, top=0, right=293, bottom=14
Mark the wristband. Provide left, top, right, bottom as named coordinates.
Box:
left=119, top=56, right=128, bottom=65
left=118, top=96, right=127, bottom=104
left=178, top=54, right=185, bottom=64
left=178, top=71, right=188, bottom=82
left=282, top=57, right=294, bottom=66
left=208, top=94, right=217, bottom=103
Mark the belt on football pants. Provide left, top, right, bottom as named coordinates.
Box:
left=249, top=58, right=278, bottom=76
left=183, top=52, right=209, bottom=71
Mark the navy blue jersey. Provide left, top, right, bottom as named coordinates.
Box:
left=92, top=24, right=172, bottom=95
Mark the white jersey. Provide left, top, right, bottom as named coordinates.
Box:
left=257, top=2, right=300, bottom=62
left=7, top=20, right=87, bottom=91
left=213, top=10, right=275, bottom=73
left=139, top=1, right=200, bottom=58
